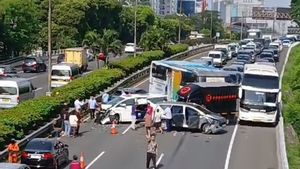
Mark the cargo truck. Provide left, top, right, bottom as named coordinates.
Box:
left=64, top=47, right=88, bottom=72
left=177, top=82, right=239, bottom=114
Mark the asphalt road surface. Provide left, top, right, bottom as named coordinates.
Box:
left=15, top=56, right=124, bottom=98
left=227, top=47, right=288, bottom=169
left=58, top=47, right=288, bottom=169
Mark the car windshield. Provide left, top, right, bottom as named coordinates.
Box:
left=229, top=46, right=235, bottom=51
left=269, top=45, right=278, bottom=49
left=283, top=40, right=290, bottom=43
left=106, top=96, right=125, bottom=105
left=209, top=54, right=220, bottom=58
left=51, top=70, right=70, bottom=76
left=26, top=140, right=53, bottom=151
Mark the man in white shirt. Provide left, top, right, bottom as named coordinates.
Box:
left=163, top=106, right=172, bottom=132
left=69, top=112, right=78, bottom=137
left=74, top=98, right=84, bottom=112
left=88, top=96, right=98, bottom=119
left=102, top=92, right=109, bottom=104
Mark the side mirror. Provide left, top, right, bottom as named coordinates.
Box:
left=238, top=87, right=242, bottom=99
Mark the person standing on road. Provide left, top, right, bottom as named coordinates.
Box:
left=145, top=102, right=154, bottom=137
left=75, top=110, right=82, bottom=136
left=69, top=112, right=78, bottom=137
left=162, top=106, right=172, bottom=132
left=88, top=96, right=98, bottom=119
left=146, top=134, right=158, bottom=169
left=154, top=109, right=163, bottom=134
left=74, top=97, right=84, bottom=112
left=8, top=139, right=19, bottom=163
left=62, top=104, right=71, bottom=136
left=70, top=155, right=81, bottom=169
left=130, top=100, right=138, bottom=130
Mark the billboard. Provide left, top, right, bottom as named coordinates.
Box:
left=252, top=7, right=291, bottom=20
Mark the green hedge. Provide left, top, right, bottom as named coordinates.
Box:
left=111, top=44, right=189, bottom=74
left=282, top=44, right=300, bottom=169
left=0, top=44, right=189, bottom=150
left=110, top=50, right=165, bottom=74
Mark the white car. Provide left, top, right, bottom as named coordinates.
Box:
left=101, top=94, right=166, bottom=124
left=208, top=50, right=226, bottom=67
left=282, top=40, right=292, bottom=47
left=124, top=43, right=135, bottom=53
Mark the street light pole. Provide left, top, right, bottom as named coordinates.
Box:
left=178, top=0, right=182, bottom=43
left=133, top=0, right=137, bottom=58
left=47, top=0, right=52, bottom=94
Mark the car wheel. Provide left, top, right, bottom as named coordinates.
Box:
left=201, top=123, right=211, bottom=134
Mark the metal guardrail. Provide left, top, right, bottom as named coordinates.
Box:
left=0, top=44, right=214, bottom=161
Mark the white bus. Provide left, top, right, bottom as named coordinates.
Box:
left=238, top=64, right=280, bottom=125
left=149, top=61, right=241, bottom=101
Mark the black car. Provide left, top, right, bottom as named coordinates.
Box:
left=265, top=48, right=279, bottom=62
left=22, top=57, right=47, bottom=73
left=21, top=138, right=69, bottom=169
left=258, top=52, right=274, bottom=61
left=0, top=65, right=18, bottom=78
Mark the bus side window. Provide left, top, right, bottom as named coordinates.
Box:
left=152, top=64, right=167, bottom=80
left=180, top=72, right=197, bottom=86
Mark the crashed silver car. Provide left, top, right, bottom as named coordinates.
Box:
left=155, top=102, right=227, bottom=134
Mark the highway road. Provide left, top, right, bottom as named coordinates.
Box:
left=15, top=56, right=124, bottom=97
left=57, top=48, right=288, bottom=169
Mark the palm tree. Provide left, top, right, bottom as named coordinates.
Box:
left=82, top=29, right=123, bottom=68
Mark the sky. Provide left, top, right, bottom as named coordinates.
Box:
left=264, top=0, right=291, bottom=8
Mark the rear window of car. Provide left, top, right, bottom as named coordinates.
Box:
left=0, top=87, right=17, bottom=95
left=51, top=69, right=70, bottom=76
left=24, top=58, right=36, bottom=63
left=26, top=140, right=53, bottom=151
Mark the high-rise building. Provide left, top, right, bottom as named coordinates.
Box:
left=150, top=0, right=178, bottom=16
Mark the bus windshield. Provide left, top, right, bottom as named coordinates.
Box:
left=241, top=89, right=277, bottom=105
left=242, top=74, right=279, bottom=89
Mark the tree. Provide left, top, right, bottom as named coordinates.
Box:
left=1, top=0, right=41, bottom=56
left=139, top=26, right=169, bottom=50
left=82, top=29, right=122, bottom=67
left=164, top=14, right=194, bottom=41
left=291, top=0, right=300, bottom=26
left=190, top=11, right=224, bottom=38
left=201, top=28, right=211, bottom=38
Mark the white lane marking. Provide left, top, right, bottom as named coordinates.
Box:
left=133, top=78, right=149, bottom=88
left=173, top=131, right=177, bottom=137
left=27, top=76, right=38, bottom=80
left=224, top=124, right=239, bottom=169
left=156, top=153, right=164, bottom=166
left=17, top=71, right=23, bottom=74
left=34, top=87, right=43, bottom=91
left=86, top=151, right=106, bottom=169
left=122, top=125, right=132, bottom=135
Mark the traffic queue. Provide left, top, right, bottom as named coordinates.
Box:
left=0, top=36, right=289, bottom=169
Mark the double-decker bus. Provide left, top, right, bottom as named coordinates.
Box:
left=238, top=63, right=280, bottom=125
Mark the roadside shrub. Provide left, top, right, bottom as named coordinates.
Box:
left=110, top=50, right=165, bottom=74
left=52, top=68, right=125, bottom=104
left=164, top=44, right=189, bottom=57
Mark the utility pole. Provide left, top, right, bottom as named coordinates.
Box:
left=240, top=12, right=243, bottom=41
left=178, top=0, right=183, bottom=43
left=47, top=0, right=52, bottom=94
left=133, top=0, right=137, bottom=57
left=272, top=8, right=276, bottom=37
left=210, top=0, right=213, bottom=42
